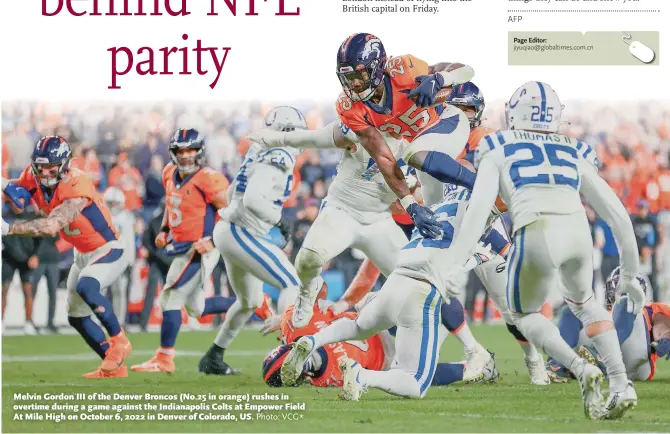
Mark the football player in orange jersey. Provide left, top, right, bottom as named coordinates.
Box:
left=131, top=129, right=246, bottom=375
left=547, top=267, right=670, bottom=383
left=262, top=287, right=495, bottom=388
left=335, top=33, right=480, bottom=226
left=2, top=136, right=132, bottom=378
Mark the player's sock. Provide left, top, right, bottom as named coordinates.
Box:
left=68, top=316, right=110, bottom=359
left=160, top=310, right=182, bottom=348
left=516, top=313, right=579, bottom=371
left=431, top=363, right=465, bottom=386
left=205, top=343, right=224, bottom=357
left=420, top=151, right=476, bottom=189
left=591, top=329, right=628, bottom=392
left=558, top=305, right=583, bottom=349
left=213, top=300, right=253, bottom=349
left=505, top=323, right=538, bottom=358
left=76, top=277, right=121, bottom=337
left=201, top=296, right=235, bottom=316
left=358, top=368, right=421, bottom=399
left=441, top=299, right=476, bottom=351
left=312, top=317, right=362, bottom=348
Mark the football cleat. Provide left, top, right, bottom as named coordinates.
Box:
left=292, top=291, right=318, bottom=329
left=546, top=357, right=574, bottom=383
left=576, top=362, right=606, bottom=420
left=131, top=350, right=175, bottom=374
left=601, top=381, right=638, bottom=420
left=100, top=330, right=132, bottom=373
left=198, top=351, right=241, bottom=376
left=24, top=321, right=38, bottom=336
left=281, top=336, right=316, bottom=386
left=464, top=343, right=491, bottom=373
left=83, top=363, right=129, bottom=379
left=525, top=353, right=551, bottom=385
left=339, top=358, right=364, bottom=401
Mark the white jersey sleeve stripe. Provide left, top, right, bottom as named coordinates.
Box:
left=495, top=131, right=506, bottom=146
left=576, top=140, right=584, bottom=151
left=484, top=135, right=496, bottom=150
left=582, top=145, right=594, bottom=160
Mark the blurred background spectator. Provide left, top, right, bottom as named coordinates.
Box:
left=2, top=99, right=669, bottom=332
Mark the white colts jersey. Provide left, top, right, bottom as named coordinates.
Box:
left=325, top=122, right=408, bottom=224
left=395, top=184, right=488, bottom=287
left=224, top=145, right=297, bottom=236
left=475, top=130, right=599, bottom=233
left=111, top=210, right=136, bottom=265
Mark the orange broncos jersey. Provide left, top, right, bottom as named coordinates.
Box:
left=162, top=164, right=229, bottom=243
left=458, top=126, right=496, bottom=164
left=16, top=167, right=118, bottom=253
left=642, top=302, right=670, bottom=380
left=337, top=55, right=443, bottom=142
left=280, top=305, right=386, bottom=387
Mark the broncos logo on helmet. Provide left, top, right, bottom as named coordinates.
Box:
left=30, top=136, right=72, bottom=187
left=605, top=266, right=648, bottom=311
left=169, top=128, right=206, bottom=174
left=262, top=344, right=306, bottom=387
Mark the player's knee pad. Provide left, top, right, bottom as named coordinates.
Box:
left=440, top=298, right=465, bottom=333
left=567, top=296, right=610, bottom=328
left=295, top=248, right=326, bottom=281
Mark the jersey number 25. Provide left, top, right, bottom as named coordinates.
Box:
left=506, top=142, right=579, bottom=190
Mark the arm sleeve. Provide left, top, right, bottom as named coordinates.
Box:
left=283, top=121, right=337, bottom=149
left=448, top=156, right=501, bottom=266
left=579, top=161, right=640, bottom=274
left=242, top=164, right=284, bottom=225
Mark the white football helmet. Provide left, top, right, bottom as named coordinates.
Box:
left=263, top=106, right=308, bottom=132
left=103, top=187, right=125, bottom=216
left=505, top=81, right=563, bottom=134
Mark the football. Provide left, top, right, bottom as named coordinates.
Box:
left=409, top=85, right=453, bottom=107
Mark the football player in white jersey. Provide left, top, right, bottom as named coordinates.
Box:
left=197, top=106, right=305, bottom=374
left=278, top=179, right=502, bottom=398
left=443, top=81, right=646, bottom=420
left=248, top=121, right=414, bottom=329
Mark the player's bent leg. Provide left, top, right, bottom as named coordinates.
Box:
left=613, top=297, right=654, bottom=381
left=354, top=216, right=407, bottom=277
left=294, top=206, right=358, bottom=327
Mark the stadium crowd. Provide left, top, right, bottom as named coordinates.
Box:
left=2, top=99, right=670, bottom=332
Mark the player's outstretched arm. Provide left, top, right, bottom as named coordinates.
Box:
left=7, top=197, right=88, bottom=237
left=247, top=121, right=345, bottom=150
left=449, top=156, right=501, bottom=267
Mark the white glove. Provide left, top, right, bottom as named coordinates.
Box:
left=259, top=315, right=281, bottom=336
left=247, top=128, right=286, bottom=149
left=440, top=263, right=467, bottom=303
left=2, top=219, right=9, bottom=236
left=317, top=299, right=350, bottom=315
left=619, top=272, right=645, bottom=315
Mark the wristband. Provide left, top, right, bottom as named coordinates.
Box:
left=161, top=226, right=170, bottom=234
left=400, top=195, right=417, bottom=210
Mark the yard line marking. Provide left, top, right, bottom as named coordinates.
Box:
left=2, top=349, right=266, bottom=363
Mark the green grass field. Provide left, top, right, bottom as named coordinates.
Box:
left=2, top=326, right=669, bottom=433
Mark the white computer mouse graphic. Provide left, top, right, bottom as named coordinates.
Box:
left=629, top=41, right=655, bottom=63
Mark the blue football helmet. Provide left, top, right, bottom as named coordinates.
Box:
left=447, top=82, right=485, bottom=128
left=605, top=266, right=647, bottom=311
left=169, top=128, right=206, bottom=174
left=336, top=33, right=387, bottom=102
left=262, top=344, right=305, bottom=387
left=30, top=136, right=72, bottom=187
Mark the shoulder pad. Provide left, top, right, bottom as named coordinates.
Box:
left=259, top=148, right=296, bottom=171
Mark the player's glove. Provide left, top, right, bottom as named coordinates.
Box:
left=260, top=315, right=281, bottom=336
left=407, top=203, right=443, bottom=239
left=407, top=73, right=445, bottom=108
left=247, top=128, right=286, bottom=149
left=651, top=338, right=670, bottom=360
left=618, top=272, right=645, bottom=315
left=318, top=299, right=350, bottom=315
left=3, top=182, right=32, bottom=211
left=276, top=218, right=293, bottom=249
left=2, top=219, right=9, bottom=236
